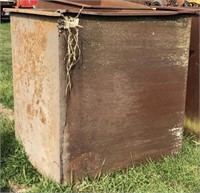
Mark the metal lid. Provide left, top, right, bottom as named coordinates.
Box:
left=38, top=0, right=152, bottom=9
left=6, top=0, right=198, bottom=16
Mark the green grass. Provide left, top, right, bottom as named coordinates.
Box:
left=184, top=116, right=200, bottom=137
left=0, top=23, right=14, bottom=109
left=1, top=23, right=200, bottom=193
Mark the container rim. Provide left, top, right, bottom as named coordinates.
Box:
left=5, top=6, right=198, bottom=16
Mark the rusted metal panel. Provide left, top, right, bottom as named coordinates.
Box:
left=9, top=9, right=192, bottom=183
left=125, top=0, right=147, bottom=4
left=36, top=0, right=152, bottom=9
left=7, top=0, right=199, bottom=17
left=10, top=13, right=65, bottom=182
left=48, top=0, right=152, bottom=9
left=62, top=15, right=191, bottom=182
left=6, top=8, right=184, bottom=16
left=35, top=0, right=198, bottom=15
left=53, top=0, right=102, bottom=6
left=185, top=15, right=199, bottom=121
left=5, top=8, right=63, bottom=16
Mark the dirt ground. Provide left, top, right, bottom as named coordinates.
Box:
left=0, top=103, right=14, bottom=120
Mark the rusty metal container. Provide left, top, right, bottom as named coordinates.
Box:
left=8, top=3, right=194, bottom=183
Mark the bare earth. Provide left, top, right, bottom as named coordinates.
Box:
left=0, top=103, right=14, bottom=120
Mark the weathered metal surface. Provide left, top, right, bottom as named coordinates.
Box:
left=52, top=0, right=102, bottom=6
left=60, top=9, right=183, bottom=15
left=7, top=7, right=196, bottom=16
left=35, top=0, right=197, bottom=15
left=62, top=15, right=191, bottom=182
left=10, top=10, right=192, bottom=184
left=7, top=0, right=198, bottom=16
left=185, top=15, right=199, bottom=121
left=36, top=0, right=152, bottom=10
left=125, top=0, right=146, bottom=4
left=7, top=7, right=186, bottom=16
left=46, top=0, right=152, bottom=9
left=5, top=8, right=63, bottom=16
left=125, top=0, right=199, bottom=122
left=155, top=5, right=200, bottom=13
left=10, top=13, right=66, bottom=182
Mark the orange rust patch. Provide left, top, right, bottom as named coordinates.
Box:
left=11, top=15, right=62, bottom=182
left=34, top=83, right=43, bottom=98
left=39, top=108, right=47, bottom=124
left=27, top=104, right=35, bottom=117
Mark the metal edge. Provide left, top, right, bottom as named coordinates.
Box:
left=4, top=7, right=196, bottom=16
left=4, top=8, right=62, bottom=16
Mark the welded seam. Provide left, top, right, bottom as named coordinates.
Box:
left=57, top=11, right=83, bottom=183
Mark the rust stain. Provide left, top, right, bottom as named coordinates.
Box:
left=39, top=108, right=47, bottom=124
left=34, top=83, right=43, bottom=98
left=11, top=14, right=62, bottom=182
left=63, top=15, right=191, bottom=182
left=12, top=15, right=51, bottom=124
left=27, top=104, right=35, bottom=117
left=69, top=152, right=101, bottom=175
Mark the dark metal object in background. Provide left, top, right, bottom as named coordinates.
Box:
left=0, top=0, right=14, bottom=23
left=185, top=15, right=199, bottom=121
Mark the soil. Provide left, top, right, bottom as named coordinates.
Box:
left=0, top=103, right=14, bottom=120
